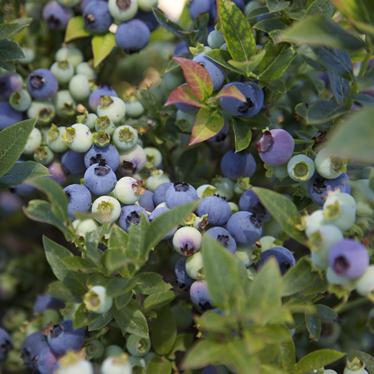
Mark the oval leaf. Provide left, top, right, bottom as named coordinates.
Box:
left=65, top=16, right=90, bottom=42
left=92, top=33, right=116, bottom=67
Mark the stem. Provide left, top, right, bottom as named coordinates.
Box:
left=334, top=298, right=369, bottom=314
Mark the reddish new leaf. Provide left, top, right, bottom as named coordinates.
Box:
left=215, top=84, right=246, bottom=102
left=174, top=57, right=214, bottom=101
left=189, top=108, right=224, bottom=146
left=165, top=84, right=204, bottom=108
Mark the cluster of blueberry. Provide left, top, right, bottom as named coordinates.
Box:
left=42, top=0, right=158, bottom=52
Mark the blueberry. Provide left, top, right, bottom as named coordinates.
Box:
left=220, top=150, right=256, bottom=179
left=61, top=150, right=86, bottom=175
left=174, top=41, right=189, bottom=57
left=189, top=0, right=211, bottom=19
left=102, top=354, right=132, bottom=373
left=55, top=46, right=83, bottom=67
left=0, top=328, right=12, bottom=362
left=190, top=280, right=211, bottom=310
left=48, top=320, right=85, bottom=356
left=173, top=227, right=202, bottom=256
left=43, top=1, right=72, bottom=30
left=287, top=154, right=315, bottom=182
left=9, top=89, right=32, bottom=112
left=97, top=96, right=126, bottom=124
left=33, top=294, right=65, bottom=313
left=144, top=147, right=162, bottom=168
left=84, top=162, right=117, bottom=195
left=64, top=184, right=92, bottom=218
left=119, top=205, right=148, bottom=231
left=208, top=121, right=229, bottom=145
left=193, top=55, right=224, bottom=91
left=356, top=265, right=374, bottom=297
left=219, top=82, right=264, bottom=118
left=76, top=62, right=96, bottom=80
left=257, top=246, right=295, bottom=275
left=84, top=144, right=120, bottom=171
left=207, top=29, right=225, bottom=49
left=35, top=347, right=58, bottom=374
left=186, top=252, right=204, bottom=280
left=27, top=101, right=56, bottom=125
left=22, top=332, right=49, bottom=370
left=0, top=101, right=23, bottom=130
left=328, top=239, right=369, bottom=279
left=226, top=211, right=262, bottom=246
left=136, top=9, right=158, bottom=31
left=83, top=285, right=113, bottom=314
left=50, top=60, right=74, bottom=85
left=63, top=123, right=93, bottom=153
left=315, top=148, right=346, bottom=180
left=69, top=74, right=91, bottom=101
left=115, top=19, right=150, bottom=52
left=54, top=90, right=76, bottom=118
left=307, top=173, right=351, bottom=206
left=113, top=125, right=138, bottom=151
left=89, top=86, right=118, bottom=111
left=138, top=0, right=158, bottom=11
left=114, top=176, right=143, bottom=204
left=23, top=128, right=42, bottom=155
left=165, top=182, right=198, bottom=208
left=119, top=144, right=147, bottom=175
left=0, top=73, right=23, bottom=100
left=92, top=196, right=121, bottom=224
left=205, top=226, right=237, bottom=253
left=109, top=0, right=138, bottom=21
left=197, top=196, right=231, bottom=225
left=83, top=0, right=113, bottom=34
left=138, top=190, right=155, bottom=211
left=257, top=129, right=295, bottom=166
left=27, top=69, right=58, bottom=100
left=174, top=257, right=193, bottom=289
left=239, top=189, right=269, bottom=222
left=153, top=182, right=172, bottom=205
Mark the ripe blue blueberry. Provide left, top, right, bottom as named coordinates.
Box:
left=47, top=320, right=85, bottom=356
left=83, top=0, right=113, bottom=34
left=43, top=1, right=72, bottom=30
left=328, top=239, right=369, bottom=279
left=33, top=294, right=64, bottom=313
left=138, top=190, right=155, bottom=211
left=22, top=332, right=49, bottom=370
left=0, top=101, right=23, bottom=129
left=136, top=10, right=159, bottom=32
left=115, top=20, right=150, bottom=52
left=220, top=150, right=256, bottom=179
left=307, top=173, right=351, bottom=206
left=226, top=211, right=262, bottom=246
left=153, top=182, right=172, bottom=205
left=89, top=86, right=118, bottom=111
left=190, top=280, right=211, bottom=310
left=174, top=257, right=193, bottom=289
left=165, top=182, right=198, bottom=208
left=0, top=73, right=23, bottom=100
left=119, top=205, right=148, bottom=231
left=35, top=347, right=58, bottom=374
left=0, top=328, right=12, bottom=362
left=257, top=129, right=295, bottom=166
left=193, top=55, right=224, bottom=91
left=84, top=144, right=120, bottom=171
left=174, top=41, right=189, bottom=57
left=257, top=246, right=296, bottom=275
left=84, top=162, right=117, bottom=195
left=189, top=0, right=211, bottom=19
left=173, top=227, right=202, bottom=256
left=27, top=69, right=58, bottom=100
left=219, top=82, right=264, bottom=118
left=61, top=150, right=86, bottom=175
left=197, top=195, right=231, bottom=225
left=205, top=226, right=237, bottom=253
left=64, top=184, right=92, bottom=218
left=239, top=189, right=270, bottom=222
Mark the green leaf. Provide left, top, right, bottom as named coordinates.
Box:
left=105, top=225, right=129, bottom=273
left=0, top=18, right=31, bottom=39
left=266, top=0, right=290, bottom=13
left=48, top=281, right=77, bottom=302
left=29, top=177, right=68, bottom=221
left=42, top=236, right=74, bottom=281
left=146, top=356, right=172, bottom=374
left=0, top=39, right=24, bottom=62
left=0, top=161, right=48, bottom=188
left=92, top=33, right=115, bottom=68
left=149, top=307, right=177, bottom=355
left=233, top=120, right=252, bottom=152
left=144, top=290, right=175, bottom=311
left=152, top=8, right=191, bottom=41
left=189, top=108, right=224, bottom=145
left=174, top=57, right=213, bottom=101
left=247, top=259, right=285, bottom=324
left=295, top=349, right=345, bottom=373
left=65, top=16, right=90, bottom=42
left=144, top=201, right=198, bottom=253
left=0, top=119, right=35, bottom=177
left=278, top=335, right=296, bottom=372
left=278, top=15, right=365, bottom=51
left=282, top=257, right=326, bottom=297
left=253, top=187, right=305, bottom=243
left=217, top=0, right=257, bottom=61
left=324, top=107, right=374, bottom=164
left=305, top=312, right=322, bottom=341
left=202, top=235, right=249, bottom=314
left=134, top=272, right=172, bottom=295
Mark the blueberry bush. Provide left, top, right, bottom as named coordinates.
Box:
left=0, top=0, right=374, bottom=373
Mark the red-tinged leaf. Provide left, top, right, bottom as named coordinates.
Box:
left=174, top=57, right=213, bottom=101
left=189, top=108, right=224, bottom=145
left=165, top=84, right=204, bottom=108
left=215, top=85, right=246, bottom=102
